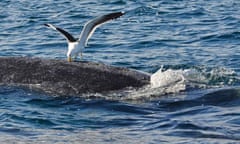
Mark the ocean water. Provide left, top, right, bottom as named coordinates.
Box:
left=1, top=0, right=240, bottom=143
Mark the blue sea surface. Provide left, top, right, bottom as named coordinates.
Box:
left=1, top=0, right=240, bottom=143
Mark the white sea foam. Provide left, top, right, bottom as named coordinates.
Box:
left=120, top=66, right=238, bottom=100
left=85, top=66, right=239, bottom=101
left=151, top=66, right=185, bottom=89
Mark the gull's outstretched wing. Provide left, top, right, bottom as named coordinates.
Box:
left=44, top=24, right=76, bottom=42
left=78, top=12, right=124, bottom=46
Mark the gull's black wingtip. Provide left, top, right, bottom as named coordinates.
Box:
left=116, top=11, right=125, bottom=17
left=120, top=11, right=125, bottom=15
left=105, top=11, right=125, bottom=20
left=44, top=23, right=50, bottom=27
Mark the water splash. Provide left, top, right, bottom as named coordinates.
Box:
left=151, top=65, right=185, bottom=89
left=108, top=65, right=240, bottom=101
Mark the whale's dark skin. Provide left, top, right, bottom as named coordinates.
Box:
left=0, top=57, right=150, bottom=95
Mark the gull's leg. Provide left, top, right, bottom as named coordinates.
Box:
left=80, top=50, right=83, bottom=60
left=67, top=57, right=72, bottom=62
left=81, top=52, right=83, bottom=60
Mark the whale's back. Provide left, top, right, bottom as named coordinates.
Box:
left=0, top=57, right=150, bottom=95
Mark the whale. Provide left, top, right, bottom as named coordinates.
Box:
left=0, top=57, right=150, bottom=96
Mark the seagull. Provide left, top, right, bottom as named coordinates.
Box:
left=44, top=11, right=124, bottom=62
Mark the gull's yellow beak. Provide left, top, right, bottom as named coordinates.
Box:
left=67, top=57, right=72, bottom=62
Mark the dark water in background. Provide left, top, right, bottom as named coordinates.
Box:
left=1, top=0, right=240, bottom=143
